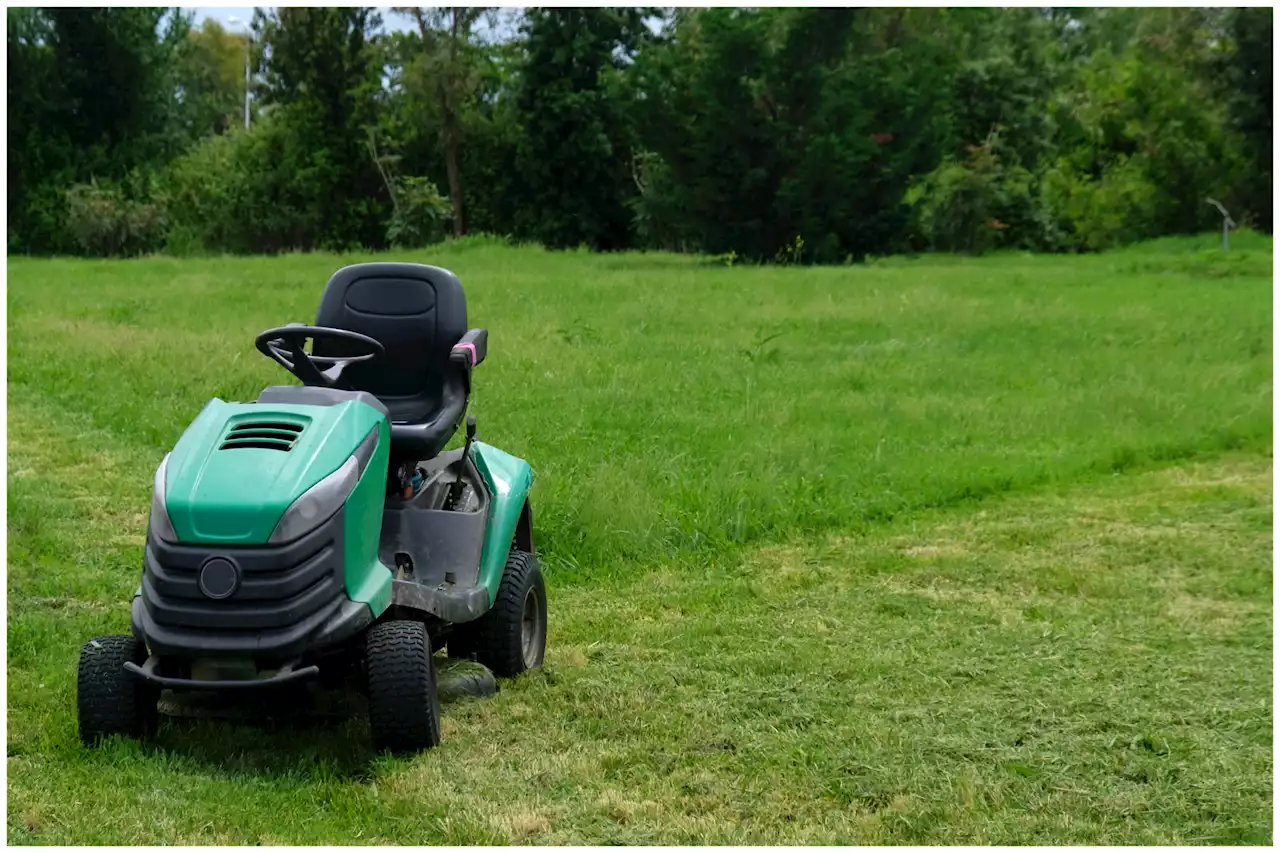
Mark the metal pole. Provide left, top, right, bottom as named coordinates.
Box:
left=244, top=38, right=251, bottom=129
left=229, top=16, right=250, bottom=130
left=1206, top=197, right=1235, bottom=252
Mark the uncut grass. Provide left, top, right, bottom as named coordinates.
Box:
left=6, top=238, right=1272, bottom=582
left=8, top=408, right=1272, bottom=843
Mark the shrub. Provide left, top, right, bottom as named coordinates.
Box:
left=64, top=175, right=167, bottom=258
left=159, top=119, right=325, bottom=255
left=157, top=130, right=239, bottom=255
left=1040, top=156, right=1160, bottom=252
left=906, top=130, right=1041, bottom=255
left=386, top=176, right=453, bottom=249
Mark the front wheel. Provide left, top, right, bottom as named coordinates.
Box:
left=365, top=620, right=442, bottom=754
left=77, top=635, right=159, bottom=746
left=449, top=550, right=547, bottom=678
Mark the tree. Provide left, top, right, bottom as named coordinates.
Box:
left=251, top=7, right=388, bottom=250
left=511, top=7, right=651, bottom=250
left=633, top=7, right=960, bottom=261
left=46, top=6, right=191, bottom=163
left=174, top=19, right=248, bottom=139
left=1216, top=7, right=1272, bottom=231
left=6, top=4, right=1269, bottom=259
left=394, top=7, right=495, bottom=237
left=8, top=7, right=71, bottom=251
left=7, top=6, right=192, bottom=254
left=1040, top=16, right=1248, bottom=250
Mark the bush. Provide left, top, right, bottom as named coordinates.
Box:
left=385, top=176, right=453, bottom=249
left=628, top=151, right=699, bottom=254
left=1040, top=156, right=1160, bottom=252
left=64, top=175, right=167, bottom=258
left=157, top=109, right=394, bottom=256
left=159, top=118, right=327, bottom=255
left=157, top=130, right=239, bottom=255
left=906, top=131, right=1041, bottom=255
left=14, top=177, right=80, bottom=256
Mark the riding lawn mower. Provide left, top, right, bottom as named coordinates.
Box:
left=77, top=262, right=546, bottom=754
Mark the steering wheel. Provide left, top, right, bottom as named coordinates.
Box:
left=254, top=324, right=385, bottom=390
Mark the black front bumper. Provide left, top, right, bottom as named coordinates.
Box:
left=124, top=655, right=321, bottom=691
left=132, top=511, right=371, bottom=661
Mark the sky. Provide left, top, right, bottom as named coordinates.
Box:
left=188, top=6, right=434, bottom=32
left=187, top=6, right=661, bottom=43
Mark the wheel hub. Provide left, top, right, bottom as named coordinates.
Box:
left=521, top=586, right=543, bottom=668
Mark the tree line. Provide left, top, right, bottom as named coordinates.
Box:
left=7, top=6, right=1272, bottom=263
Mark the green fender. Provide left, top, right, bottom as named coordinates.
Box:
left=341, top=416, right=393, bottom=615
left=471, top=441, right=535, bottom=605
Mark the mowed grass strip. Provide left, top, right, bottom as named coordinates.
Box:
left=6, top=239, right=1272, bottom=579
left=8, top=406, right=1272, bottom=843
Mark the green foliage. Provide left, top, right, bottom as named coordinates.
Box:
left=1215, top=7, right=1273, bottom=231
left=155, top=129, right=239, bottom=254
left=159, top=115, right=355, bottom=255
left=157, top=123, right=325, bottom=255
left=7, top=6, right=193, bottom=255
left=392, top=7, right=498, bottom=237
left=629, top=150, right=698, bottom=253
left=946, top=10, right=1058, bottom=165
left=251, top=7, right=390, bottom=251
left=386, top=176, right=453, bottom=248
left=633, top=7, right=960, bottom=263
left=1038, top=34, right=1249, bottom=252
left=174, top=19, right=249, bottom=138
left=5, top=6, right=1273, bottom=259
left=511, top=7, right=649, bottom=250
left=907, top=130, right=1041, bottom=254
left=375, top=26, right=524, bottom=239
left=64, top=175, right=168, bottom=258
left=1040, top=157, right=1159, bottom=252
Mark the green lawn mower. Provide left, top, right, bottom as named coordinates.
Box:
left=77, top=262, right=546, bottom=754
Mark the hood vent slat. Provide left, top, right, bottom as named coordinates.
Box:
left=221, top=420, right=304, bottom=452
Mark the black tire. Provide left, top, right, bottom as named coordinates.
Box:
left=448, top=549, right=547, bottom=678
left=365, top=620, right=441, bottom=754
left=77, top=635, right=159, bottom=746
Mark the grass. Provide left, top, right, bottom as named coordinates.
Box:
left=6, top=236, right=1274, bottom=843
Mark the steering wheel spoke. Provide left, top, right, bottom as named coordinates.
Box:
left=254, top=325, right=385, bottom=390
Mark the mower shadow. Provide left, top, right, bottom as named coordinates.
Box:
left=142, top=660, right=497, bottom=780
left=146, top=685, right=381, bottom=780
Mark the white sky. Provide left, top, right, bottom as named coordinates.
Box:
left=187, top=6, right=425, bottom=33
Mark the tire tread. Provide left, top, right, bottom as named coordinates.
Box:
left=449, top=549, right=546, bottom=678
left=77, top=635, right=157, bottom=745
left=365, top=620, right=441, bottom=753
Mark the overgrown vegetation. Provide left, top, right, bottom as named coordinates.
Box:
left=6, top=237, right=1272, bottom=844
left=7, top=7, right=1272, bottom=260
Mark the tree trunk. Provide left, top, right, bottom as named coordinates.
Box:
left=408, top=6, right=467, bottom=236
left=444, top=113, right=466, bottom=237
left=444, top=8, right=466, bottom=237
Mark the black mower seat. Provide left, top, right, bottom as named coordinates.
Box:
left=311, top=262, right=480, bottom=464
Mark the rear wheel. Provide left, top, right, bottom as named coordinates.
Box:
left=77, top=635, right=159, bottom=746
left=365, top=620, right=441, bottom=754
left=449, top=549, right=547, bottom=678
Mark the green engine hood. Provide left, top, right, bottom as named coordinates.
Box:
left=164, top=397, right=386, bottom=545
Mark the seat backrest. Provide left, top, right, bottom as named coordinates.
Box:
left=312, top=263, right=467, bottom=419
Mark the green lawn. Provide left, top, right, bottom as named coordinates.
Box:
left=6, top=236, right=1273, bottom=844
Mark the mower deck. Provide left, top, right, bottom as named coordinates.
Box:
left=155, top=658, right=499, bottom=722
